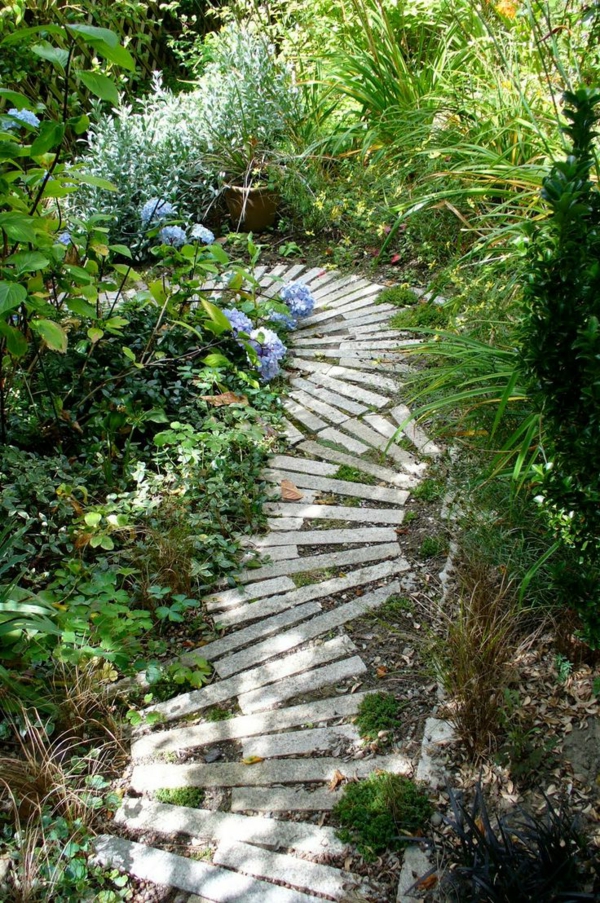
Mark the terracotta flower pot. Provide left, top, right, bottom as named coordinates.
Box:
left=225, top=185, right=279, bottom=232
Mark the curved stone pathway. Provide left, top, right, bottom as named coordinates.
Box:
left=94, top=265, right=439, bottom=902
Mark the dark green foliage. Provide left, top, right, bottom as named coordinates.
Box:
left=419, top=535, right=448, bottom=559
left=390, top=302, right=449, bottom=330
left=377, top=286, right=420, bottom=307
left=412, top=478, right=445, bottom=502
left=333, top=773, right=432, bottom=859
left=355, top=692, right=399, bottom=740
left=154, top=787, right=205, bottom=808
left=520, top=88, right=600, bottom=646
left=444, top=783, right=594, bottom=902
left=334, top=464, right=377, bottom=485
left=204, top=706, right=234, bottom=722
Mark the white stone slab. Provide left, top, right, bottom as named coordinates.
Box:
left=290, top=388, right=348, bottom=425
left=205, top=577, right=296, bottom=612
left=265, top=501, right=405, bottom=525
left=339, top=419, right=422, bottom=472
left=269, top=455, right=338, bottom=476
left=115, top=799, right=345, bottom=854
left=303, top=298, right=390, bottom=327
left=338, top=357, right=409, bottom=373
left=237, top=537, right=400, bottom=588
left=397, top=846, right=433, bottom=903
left=315, top=279, right=378, bottom=307
left=306, top=372, right=388, bottom=409
left=287, top=357, right=334, bottom=375
left=298, top=440, right=418, bottom=489
left=339, top=340, right=401, bottom=352
left=293, top=335, right=351, bottom=347
left=231, top=786, right=343, bottom=813
left=264, top=470, right=408, bottom=505
left=221, top=549, right=403, bottom=625
left=214, top=840, right=359, bottom=901
left=311, top=274, right=366, bottom=301
left=132, top=694, right=368, bottom=760
left=326, top=365, right=399, bottom=393
left=238, top=656, right=367, bottom=714
left=282, top=418, right=305, bottom=445
left=267, top=517, right=304, bottom=530
left=289, top=376, right=368, bottom=415
left=216, top=578, right=402, bottom=677
left=243, top=724, right=360, bottom=759
left=93, top=836, right=319, bottom=903
left=342, top=302, right=396, bottom=320
left=284, top=398, right=328, bottom=433
left=143, top=636, right=355, bottom=723
left=261, top=545, right=299, bottom=561
left=416, top=717, right=455, bottom=790
left=131, top=753, right=412, bottom=792
left=252, top=527, right=397, bottom=547
left=317, top=427, right=371, bottom=455
left=299, top=310, right=393, bottom=336
left=298, top=267, right=337, bottom=290
left=390, top=404, right=442, bottom=456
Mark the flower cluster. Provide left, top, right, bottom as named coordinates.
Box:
left=223, top=308, right=253, bottom=336
left=6, top=108, right=40, bottom=129
left=249, top=327, right=287, bottom=381
left=56, top=231, right=72, bottom=246
left=158, top=225, right=187, bottom=248
left=279, top=281, right=315, bottom=319
left=140, top=197, right=175, bottom=228
left=269, top=310, right=296, bottom=330
left=190, top=224, right=215, bottom=244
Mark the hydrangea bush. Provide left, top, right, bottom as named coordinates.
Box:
left=249, top=327, right=287, bottom=381
left=279, top=281, right=315, bottom=320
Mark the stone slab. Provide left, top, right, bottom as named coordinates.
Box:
left=143, top=636, right=356, bottom=723
left=298, top=440, right=418, bottom=489
left=216, top=578, right=402, bottom=677
left=132, top=693, right=368, bottom=761
left=221, top=549, right=403, bottom=626
left=264, top=470, right=408, bottom=505
left=238, top=655, right=367, bottom=714
left=299, top=310, right=393, bottom=336
left=270, top=455, right=338, bottom=477
left=282, top=418, right=305, bottom=445
left=416, top=717, right=455, bottom=790
left=339, top=340, right=401, bottom=351
left=260, top=545, right=299, bottom=561
left=342, top=303, right=396, bottom=320
left=287, top=357, right=335, bottom=375
left=231, top=786, right=343, bottom=813
left=131, top=753, right=412, bottom=792
left=316, top=427, right=371, bottom=455
left=267, top=517, right=304, bottom=531
left=93, top=836, right=319, bottom=903
left=397, top=846, right=434, bottom=902
left=390, top=404, right=442, bottom=456
left=205, top=577, right=297, bottom=612
left=284, top=399, right=328, bottom=432
left=305, top=373, right=389, bottom=409
left=213, top=840, right=359, bottom=901
left=252, top=527, right=397, bottom=547
left=303, top=299, right=391, bottom=327
left=338, top=419, right=420, bottom=471
left=242, top=724, right=360, bottom=759
left=315, top=279, right=378, bottom=307
left=290, top=388, right=348, bottom=425
left=115, top=799, right=345, bottom=855
left=338, top=358, right=409, bottom=373
left=265, top=502, right=405, bottom=525
left=237, top=534, right=399, bottom=588
left=311, top=274, right=367, bottom=301
left=290, top=377, right=368, bottom=416
left=327, top=365, right=398, bottom=392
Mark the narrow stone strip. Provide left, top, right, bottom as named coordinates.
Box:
left=282, top=418, right=305, bottom=445
left=260, top=545, right=299, bottom=561
left=115, top=799, right=346, bottom=854
left=289, top=388, right=349, bottom=425
left=269, top=455, right=338, bottom=476
left=297, top=440, right=418, bottom=488
left=305, top=372, right=389, bottom=408
left=204, top=576, right=296, bottom=610
left=337, top=418, right=423, bottom=472
left=390, top=403, right=441, bottom=456
left=250, top=527, right=398, bottom=547
left=265, top=502, right=405, bottom=525
left=231, top=786, right=343, bottom=813
left=132, top=694, right=368, bottom=761
left=213, top=840, right=360, bottom=901
left=242, top=724, right=360, bottom=759
left=264, top=470, right=408, bottom=505
left=284, top=398, right=328, bottom=432
left=93, top=836, right=320, bottom=903
left=289, top=376, right=369, bottom=415
left=238, top=656, right=367, bottom=714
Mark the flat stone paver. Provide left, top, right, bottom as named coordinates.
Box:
left=231, top=786, right=343, bottom=813
left=205, top=576, right=297, bottom=612
left=260, top=544, right=299, bottom=561
left=213, top=840, right=360, bottom=901
left=327, top=365, right=399, bottom=392
left=290, top=387, right=349, bottom=425
left=282, top=418, right=305, bottom=445
left=242, top=724, right=360, bottom=759
left=390, top=403, right=441, bottom=456
left=316, top=426, right=371, bottom=455
left=298, top=440, right=418, bottom=488
left=263, top=470, right=408, bottom=505
left=305, top=372, right=389, bottom=408
left=284, top=398, right=328, bottom=432
left=251, top=527, right=398, bottom=547
left=270, top=455, right=338, bottom=477
left=265, top=501, right=405, bottom=525
left=290, top=376, right=368, bottom=415
left=115, top=799, right=345, bottom=854
left=93, top=836, right=320, bottom=903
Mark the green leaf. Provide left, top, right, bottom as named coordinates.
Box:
left=87, top=327, right=104, bottom=344
left=122, top=346, right=136, bottom=362
left=209, top=243, right=229, bottom=264
left=109, top=244, right=132, bottom=258
left=70, top=114, right=90, bottom=135
left=92, top=41, right=135, bottom=71
left=7, top=251, right=50, bottom=274
left=78, top=71, right=119, bottom=107
left=202, top=352, right=231, bottom=369
left=66, top=297, right=97, bottom=319
left=201, top=299, right=232, bottom=334
left=0, top=212, right=35, bottom=243
left=105, top=316, right=128, bottom=330
left=31, top=42, right=69, bottom=71
left=66, top=169, right=116, bottom=191
left=0, top=89, right=33, bottom=106
left=31, top=318, right=68, bottom=353
left=0, top=322, right=27, bottom=357
left=84, top=512, right=102, bottom=528
left=66, top=24, right=118, bottom=47
left=0, top=282, right=26, bottom=316
left=30, top=121, right=65, bottom=156
left=149, top=280, right=167, bottom=305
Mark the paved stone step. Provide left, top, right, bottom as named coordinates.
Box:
left=214, top=839, right=360, bottom=901
left=265, top=501, right=405, bottom=525
left=304, top=373, right=389, bottom=409
left=267, top=516, right=304, bottom=530
left=298, top=267, right=338, bottom=290
left=242, top=724, right=360, bottom=759
left=93, top=836, right=319, bottom=903
left=289, top=388, right=349, bottom=425
left=215, top=578, right=401, bottom=677
left=238, top=655, right=366, bottom=714
left=327, top=364, right=399, bottom=391
left=220, top=551, right=403, bottom=626
left=338, top=418, right=423, bottom=473
left=262, top=264, right=307, bottom=298
left=289, top=376, right=368, bottom=415
left=298, top=348, right=403, bottom=363
left=298, top=440, right=417, bottom=488
left=338, top=340, right=402, bottom=352
left=316, top=426, right=371, bottom=455
left=131, top=753, right=412, bottom=792
left=251, top=527, right=398, bottom=547
left=314, top=278, right=378, bottom=305
left=132, top=693, right=367, bottom=760
left=341, top=302, right=396, bottom=321
left=233, top=534, right=400, bottom=588
left=311, top=274, right=371, bottom=302
left=295, top=330, right=396, bottom=346
left=298, top=309, right=394, bottom=336
left=142, top=636, right=356, bottom=723
left=260, top=545, right=299, bottom=561
left=284, top=398, right=328, bottom=432
left=338, top=357, right=409, bottom=373
left=269, top=455, right=338, bottom=477
left=390, top=403, right=441, bottom=456
left=115, top=799, right=345, bottom=855
left=302, top=299, right=392, bottom=327
left=282, top=418, right=305, bottom=445
left=231, top=786, right=343, bottom=813
left=205, top=576, right=296, bottom=611
left=264, top=469, right=408, bottom=505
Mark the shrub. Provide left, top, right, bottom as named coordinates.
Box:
left=355, top=693, right=399, bottom=740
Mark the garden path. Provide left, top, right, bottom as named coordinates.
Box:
left=94, top=265, right=439, bottom=903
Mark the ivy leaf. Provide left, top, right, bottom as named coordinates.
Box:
left=0, top=282, right=27, bottom=316
left=31, top=318, right=68, bottom=353
left=78, top=71, right=119, bottom=107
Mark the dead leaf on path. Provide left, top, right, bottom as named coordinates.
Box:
left=329, top=769, right=345, bottom=791
left=376, top=666, right=388, bottom=678
left=242, top=756, right=264, bottom=765
left=281, top=479, right=304, bottom=501
left=417, top=874, right=438, bottom=891
left=200, top=392, right=248, bottom=406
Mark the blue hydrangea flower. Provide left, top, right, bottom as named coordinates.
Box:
left=140, top=197, right=175, bottom=228
left=269, top=309, right=296, bottom=330
left=224, top=308, right=253, bottom=335
left=56, top=231, right=72, bottom=245
left=249, top=327, right=287, bottom=382
left=190, top=224, right=215, bottom=244
left=6, top=108, right=40, bottom=129
left=159, top=225, right=187, bottom=247
left=279, top=281, right=315, bottom=319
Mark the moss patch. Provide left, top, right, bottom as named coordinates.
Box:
left=155, top=787, right=205, bottom=808
left=356, top=692, right=400, bottom=740
left=334, top=464, right=377, bottom=485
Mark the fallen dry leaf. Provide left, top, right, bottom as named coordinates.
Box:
left=242, top=756, right=264, bottom=765
left=200, top=392, right=248, bottom=406
left=329, top=769, right=345, bottom=791
left=281, top=479, right=304, bottom=501
left=376, top=666, right=388, bottom=678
